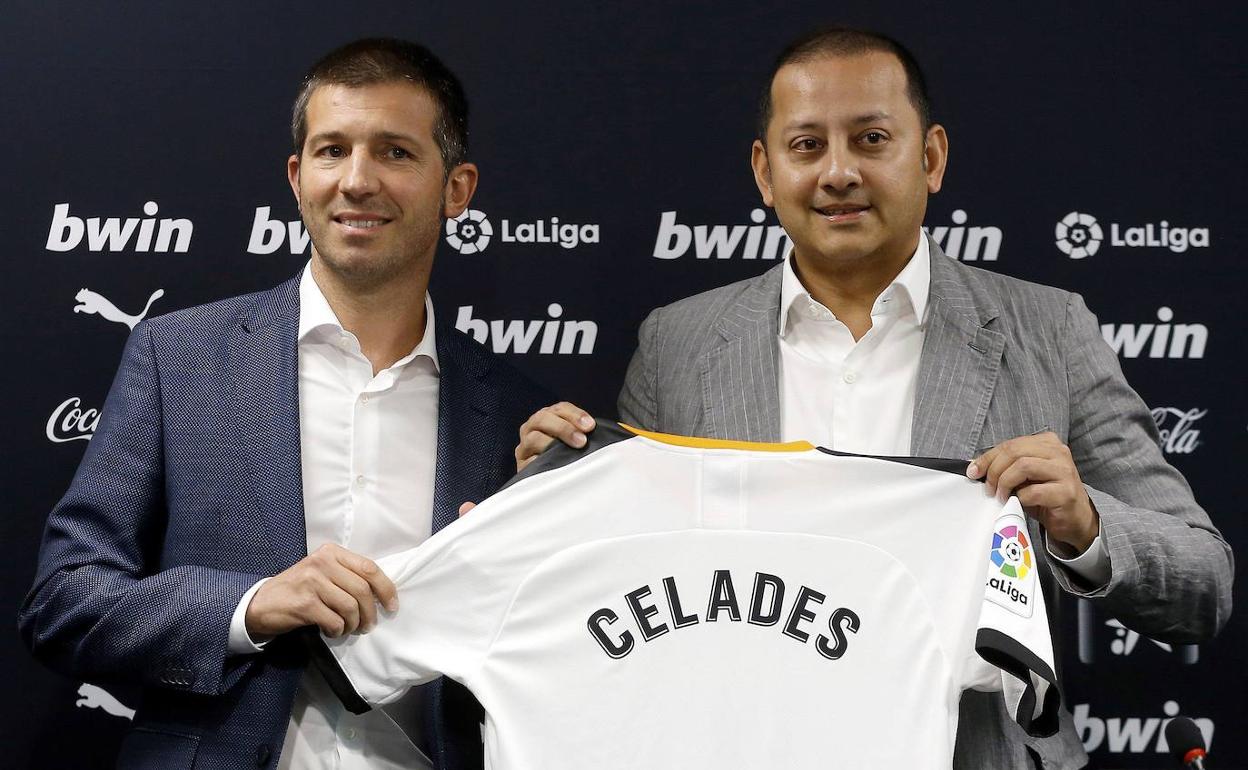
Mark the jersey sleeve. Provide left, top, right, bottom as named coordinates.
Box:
left=971, top=500, right=1062, bottom=737
left=310, top=484, right=566, bottom=712
left=309, top=437, right=629, bottom=714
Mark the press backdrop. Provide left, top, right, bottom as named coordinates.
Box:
left=2, top=2, right=1244, bottom=767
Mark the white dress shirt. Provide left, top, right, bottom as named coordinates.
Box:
left=776, top=236, right=1109, bottom=584
left=779, top=235, right=930, bottom=455
left=229, top=263, right=439, bottom=769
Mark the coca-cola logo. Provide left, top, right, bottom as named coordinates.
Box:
left=1150, top=407, right=1206, bottom=455
left=47, top=397, right=100, bottom=443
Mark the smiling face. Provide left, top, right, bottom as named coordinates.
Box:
left=288, top=80, right=476, bottom=291
left=752, top=51, right=947, bottom=275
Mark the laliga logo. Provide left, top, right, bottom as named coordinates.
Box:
left=1076, top=600, right=1199, bottom=665
left=990, top=524, right=1032, bottom=580
left=445, top=208, right=599, bottom=254
left=1056, top=210, right=1210, bottom=258
left=1055, top=212, right=1104, bottom=259
left=445, top=209, right=493, bottom=254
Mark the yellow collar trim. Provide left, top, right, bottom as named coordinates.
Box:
left=619, top=424, right=814, bottom=452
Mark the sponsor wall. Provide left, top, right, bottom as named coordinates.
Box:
left=2, top=2, right=1243, bottom=767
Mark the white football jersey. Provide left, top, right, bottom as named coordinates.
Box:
left=318, top=424, right=1059, bottom=769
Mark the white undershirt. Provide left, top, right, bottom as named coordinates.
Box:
left=228, top=262, right=439, bottom=769
left=776, top=236, right=1108, bottom=583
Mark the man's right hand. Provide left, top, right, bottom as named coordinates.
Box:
left=514, top=402, right=596, bottom=471
left=245, top=543, right=398, bottom=639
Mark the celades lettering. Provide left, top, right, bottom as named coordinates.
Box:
left=588, top=570, right=860, bottom=661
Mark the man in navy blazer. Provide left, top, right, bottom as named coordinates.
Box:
left=19, top=39, right=547, bottom=769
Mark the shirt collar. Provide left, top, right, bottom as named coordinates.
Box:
left=297, top=261, right=439, bottom=371
left=779, top=233, right=930, bottom=337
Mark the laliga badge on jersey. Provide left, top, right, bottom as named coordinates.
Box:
left=985, top=509, right=1037, bottom=618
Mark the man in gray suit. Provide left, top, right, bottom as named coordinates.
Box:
left=515, top=27, right=1231, bottom=770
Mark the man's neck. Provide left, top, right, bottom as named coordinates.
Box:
left=311, top=258, right=431, bottom=375
left=791, top=238, right=919, bottom=341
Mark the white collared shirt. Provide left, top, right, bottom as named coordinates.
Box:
left=778, top=236, right=930, bottom=455
left=776, top=235, right=1108, bottom=583
left=229, top=262, right=439, bottom=769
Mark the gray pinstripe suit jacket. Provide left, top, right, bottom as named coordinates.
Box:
left=617, top=238, right=1233, bottom=770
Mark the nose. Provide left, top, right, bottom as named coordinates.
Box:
left=818, top=142, right=862, bottom=192
left=339, top=152, right=380, bottom=198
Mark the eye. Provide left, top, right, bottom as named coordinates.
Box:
left=386, top=146, right=411, bottom=160
left=318, top=145, right=345, bottom=158
left=860, top=131, right=889, bottom=146
left=791, top=137, right=823, bottom=152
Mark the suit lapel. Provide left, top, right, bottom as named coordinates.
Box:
left=911, top=239, right=1005, bottom=459
left=431, top=327, right=501, bottom=533
left=229, top=276, right=307, bottom=570
left=703, top=264, right=784, bottom=441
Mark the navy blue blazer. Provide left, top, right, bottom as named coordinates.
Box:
left=19, top=274, right=551, bottom=769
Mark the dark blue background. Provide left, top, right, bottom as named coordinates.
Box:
left=2, top=2, right=1242, bottom=766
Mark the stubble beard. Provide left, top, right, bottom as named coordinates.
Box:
left=302, top=192, right=446, bottom=295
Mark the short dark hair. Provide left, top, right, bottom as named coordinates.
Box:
left=756, top=27, right=933, bottom=142
left=291, top=38, right=469, bottom=173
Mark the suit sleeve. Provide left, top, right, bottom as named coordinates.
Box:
left=17, top=321, right=261, bottom=696
left=1051, top=293, right=1233, bottom=641
left=617, top=307, right=660, bottom=430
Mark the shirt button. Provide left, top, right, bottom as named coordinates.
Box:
left=344, top=727, right=357, bottom=740
left=360, top=394, right=369, bottom=404
left=355, top=475, right=366, bottom=486
left=843, top=371, right=858, bottom=384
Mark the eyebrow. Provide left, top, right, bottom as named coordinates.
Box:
left=306, top=130, right=424, bottom=147
left=782, top=113, right=894, bottom=132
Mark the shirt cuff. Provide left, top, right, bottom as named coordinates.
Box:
left=1047, top=531, right=1111, bottom=588
left=228, top=578, right=272, bottom=655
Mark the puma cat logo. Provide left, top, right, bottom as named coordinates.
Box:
left=73, top=288, right=164, bottom=329
left=75, top=683, right=135, bottom=720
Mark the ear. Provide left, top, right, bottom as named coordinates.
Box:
left=923, top=124, right=949, bottom=194
left=750, top=139, right=775, bottom=208
left=442, top=162, right=480, bottom=219
left=286, top=153, right=302, bottom=210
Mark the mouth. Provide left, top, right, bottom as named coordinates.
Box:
left=333, top=213, right=392, bottom=231
left=813, top=204, right=870, bottom=224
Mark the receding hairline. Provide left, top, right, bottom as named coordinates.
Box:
left=756, top=28, right=934, bottom=141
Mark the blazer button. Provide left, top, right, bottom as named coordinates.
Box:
left=255, top=744, right=272, bottom=766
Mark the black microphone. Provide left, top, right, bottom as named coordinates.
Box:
left=1165, top=716, right=1207, bottom=769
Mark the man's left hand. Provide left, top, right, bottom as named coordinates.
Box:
left=967, top=432, right=1099, bottom=555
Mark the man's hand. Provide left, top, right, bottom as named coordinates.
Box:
left=967, top=432, right=1100, bottom=555
left=515, top=402, right=596, bottom=471
left=245, top=543, right=398, bottom=639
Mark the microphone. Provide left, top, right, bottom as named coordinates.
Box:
left=1165, top=716, right=1207, bottom=769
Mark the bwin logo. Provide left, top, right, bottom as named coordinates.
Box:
left=653, top=209, right=792, bottom=260
left=1055, top=212, right=1103, bottom=259
left=248, top=206, right=310, bottom=254
left=47, top=202, right=193, bottom=253
left=455, top=303, right=597, bottom=354
left=74, top=287, right=164, bottom=330
left=1074, top=701, right=1213, bottom=755
left=1100, top=307, right=1207, bottom=359
left=924, top=209, right=1002, bottom=261
left=445, top=209, right=493, bottom=254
